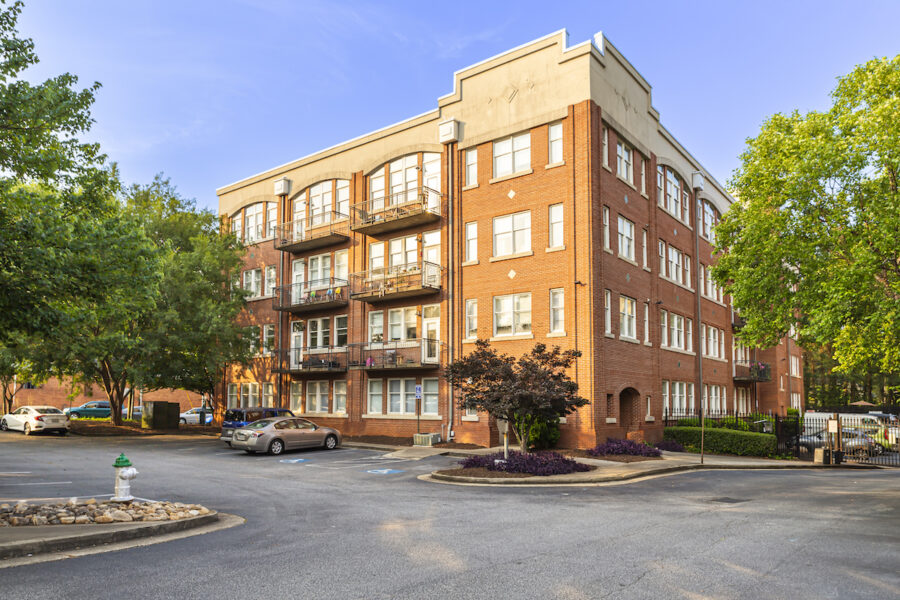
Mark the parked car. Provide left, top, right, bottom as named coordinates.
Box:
left=220, top=407, right=294, bottom=446
left=795, top=428, right=884, bottom=456
left=1, top=406, right=69, bottom=435
left=229, top=416, right=341, bottom=455
left=180, top=407, right=213, bottom=425
left=64, top=401, right=111, bottom=419
left=122, top=406, right=142, bottom=419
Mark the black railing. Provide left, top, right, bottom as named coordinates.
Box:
left=351, top=187, right=441, bottom=233
left=274, top=212, right=349, bottom=252
left=734, top=360, right=772, bottom=382
left=274, top=347, right=348, bottom=373
left=348, top=339, right=444, bottom=370
left=349, top=261, right=441, bottom=301
left=273, top=278, right=349, bottom=312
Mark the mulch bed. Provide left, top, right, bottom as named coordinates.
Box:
left=435, top=467, right=535, bottom=479
left=343, top=435, right=414, bottom=447
left=560, top=449, right=662, bottom=462
left=434, top=442, right=485, bottom=449
left=69, top=420, right=219, bottom=437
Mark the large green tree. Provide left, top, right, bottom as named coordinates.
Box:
left=715, top=55, right=900, bottom=375
left=0, top=334, right=48, bottom=415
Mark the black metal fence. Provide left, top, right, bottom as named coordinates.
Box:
left=662, top=409, right=899, bottom=466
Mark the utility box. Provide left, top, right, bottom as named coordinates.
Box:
left=142, top=401, right=181, bottom=430
left=413, top=433, right=442, bottom=447
left=813, top=447, right=831, bottom=465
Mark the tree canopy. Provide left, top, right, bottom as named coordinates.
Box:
left=715, top=55, right=900, bottom=375
left=444, top=340, right=587, bottom=452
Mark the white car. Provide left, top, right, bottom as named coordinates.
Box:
left=179, top=407, right=213, bottom=425
left=1, top=406, right=70, bottom=435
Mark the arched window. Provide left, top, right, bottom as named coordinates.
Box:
left=291, top=179, right=351, bottom=227
left=231, top=201, right=277, bottom=245
left=366, top=152, right=441, bottom=211
left=700, top=200, right=719, bottom=242
left=656, top=165, right=691, bottom=227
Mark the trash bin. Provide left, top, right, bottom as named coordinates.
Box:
left=142, top=401, right=181, bottom=430
left=832, top=450, right=844, bottom=465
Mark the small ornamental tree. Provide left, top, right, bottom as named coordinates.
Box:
left=444, top=340, right=588, bottom=452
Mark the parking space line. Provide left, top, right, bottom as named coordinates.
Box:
left=0, top=481, right=73, bottom=486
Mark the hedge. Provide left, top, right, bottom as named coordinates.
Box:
left=663, top=426, right=776, bottom=457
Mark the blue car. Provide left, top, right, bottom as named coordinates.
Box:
left=220, top=407, right=294, bottom=446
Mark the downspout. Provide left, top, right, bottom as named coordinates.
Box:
left=276, top=192, right=285, bottom=408
left=446, top=141, right=455, bottom=440
left=691, top=173, right=705, bottom=464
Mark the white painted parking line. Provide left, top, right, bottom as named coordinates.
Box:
left=0, top=481, right=73, bottom=486
left=0, top=472, right=32, bottom=475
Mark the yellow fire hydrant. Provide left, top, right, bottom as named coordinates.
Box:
left=111, top=453, right=138, bottom=502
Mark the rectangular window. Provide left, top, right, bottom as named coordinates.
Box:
left=640, top=158, right=646, bottom=195
left=423, top=378, right=439, bottom=415
left=662, top=380, right=669, bottom=414
left=241, top=382, right=259, bottom=407
left=682, top=189, right=691, bottom=227
left=666, top=169, right=682, bottom=220
left=464, top=221, right=477, bottom=262
left=231, top=215, right=242, bottom=241
left=388, top=307, right=417, bottom=341
left=388, top=378, right=418, bottom=415
left=548, top=122, right=563, bottom=164
left=369, top=242, right=384, bottom=272
left=335, top=315, right=348, bottom=347
left=602, top=127, right=609, bottom=167
left=265, top=265, right=277, bottom=297
left=227, top=383, right=238, bottom=409
left=465, top=148, right=477, bottom=186
left=619, top=295, right=636, bottom=339
left=617, top=215, right=634, bottom=260
left=493, top=292, right=532, bottom=336
left=616, top=141, right=633, bottom=182
left=368, top=311, right=383, bottom=343
left=686, top=318, right=693, bottom=352
left=335, top=180, right=349, bottom=217
left=388, top=235, right=417, bottom=269
left=266, top=203, right=277, bottom=238
left=289, top=382, right=302, bottom=413
left=367, top=379, right=383, bottom=414
left=548, top=204, right=563, bottom=248
left=262, top=324, right=275, bottom=355
left=642, top=229, right=648, bottom=268
left=660, top=309, right=668, bottom=347
left=243, top=268, right=262, bottom=297
left=683, top=255, right=691, bottom=289
left=333, top=381, right=347, bottom=413
left=262, top=382, right=274, bottom=408
left=306, top=381, right=328, bottom=413
left=605, top=290, right=612, bottom=334
left=550, top=289, right=564, bottom=333
left=308, top=253, right=331, bottom=288
left=307, top=317, right=331, bottom=348
left=248, top=325, right=261, bottom=355
left=244, top=203, right=263, bottom=244
left=492, top=210, right=531, bottom=257
left=670, top=314, right=684, bottom=350
left=668, top=246, right=683, bottom=285
left=603, top=206, right=610, bottom=249
left=658, top=240, right=666, bottom=275
left=791, top=355, right=800, bottom=377
left=493, top=132, right=531, bottom=178
left=643, top=302, right=650, bottom=344
left=465, top=299, right=478, bottom=339
left=791, top=392, right=801, bottom=410
left=334, top=250, right=348, bottom=282
left=657, top=165, right=665, bottom=207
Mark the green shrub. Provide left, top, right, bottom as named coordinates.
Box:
left=746, top=413, right=774, bottom=433
left=514, top=415, right=561, bottom=451
left=676, top=417, right=720, bottom=429
left=719, top=416, right=750, bottom=431
left=663, top=426, right=776, bottom=456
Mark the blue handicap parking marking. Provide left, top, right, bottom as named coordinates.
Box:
left=279, top=458, right=310, bottom=464
left=366, top=468, right=405, bottom=475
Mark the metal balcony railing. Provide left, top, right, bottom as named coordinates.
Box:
left=349, top=261, right=441, bottom=302
left=348, top=339, right=445, bottom=370
left=351, top=187, right=441, bottom=234
left=273, top=278, right=349, bottom=313
left=734, top=360, right=772, bottom=382
left=274, top=211, right=350, bottom=252
left=238, top=223, right=275, bottom=246
left=274, top=347, right=349, bottom=374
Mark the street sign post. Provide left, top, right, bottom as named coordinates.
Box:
left=415, top=384, right=422, bottom=434
left=497, top=417, right=509, bottom=460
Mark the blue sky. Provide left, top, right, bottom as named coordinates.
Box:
left=18, top=1, right=900, bottom=211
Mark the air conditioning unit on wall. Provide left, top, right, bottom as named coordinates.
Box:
left=413, top=432, right=442, bottom=446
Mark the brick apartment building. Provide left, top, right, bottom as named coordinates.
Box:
left=216, top=30, right=803, bottom=448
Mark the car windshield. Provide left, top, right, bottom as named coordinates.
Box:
left=244, top=419, right=278, bottom=429
left=224, top=410, right=247, bottom=421
left=36, top=408, right=63, bottom=414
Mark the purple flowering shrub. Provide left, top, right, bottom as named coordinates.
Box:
left=588, top=438, right=662, bottom=457
left=459, top=451, right=591, bottom=476
left=654, top=439, right=685, bottom=452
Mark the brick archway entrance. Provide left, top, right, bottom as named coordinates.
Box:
left=619, top=387, right=642, bottom=438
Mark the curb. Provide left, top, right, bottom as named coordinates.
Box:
left=427, top=462, right=882, bottom=486
left=0, top=511, right=219, bottom=560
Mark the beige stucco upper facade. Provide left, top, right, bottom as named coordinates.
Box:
left=217, top=29, right=733, bottom=218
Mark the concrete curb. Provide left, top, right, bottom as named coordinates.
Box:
left=0, top=511, right=219, bottom=560
left=428, top=462, right=881, bottom=486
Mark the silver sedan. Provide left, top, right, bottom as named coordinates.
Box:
left=229, top=417, right=341, bottom=455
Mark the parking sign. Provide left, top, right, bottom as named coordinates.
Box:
left=415, top=384, right=422, bottom=399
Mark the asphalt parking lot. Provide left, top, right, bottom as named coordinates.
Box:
left=1, top=430, right=899, bottom=600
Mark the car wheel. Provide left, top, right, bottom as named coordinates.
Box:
left=225, top=442, right=232, bottom=448
left=324, top=434, right=338, bottom=450
left=268, top=439, right=285, bottom=456
left=70, top=412, right=80, bottom=419
left=180, top=418, right=187, bottom=424
left=0, top=419, right=7, bottom=431
left=24, top=423, right=31, bottom=436
left=57, top=430, right=67, bottom=436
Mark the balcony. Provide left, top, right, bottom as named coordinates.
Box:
left=349, top=339, right=445, bottom=371
left=274, top=212, right=350, bottom=253
left=273, top=347, right=348, bottom=374
left=349, top=261, right=441, bottom=303
left=734, top=360, right=772, bottom=382
left=350, top=187, right=441, bottom=235
left=732, top=314, right=746, bottom=332
left=273, top=279, right=349, bottom=313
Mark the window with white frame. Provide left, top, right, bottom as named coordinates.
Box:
left=262, top=324, right=275, bottom=355
left=464, top=222, right=477, bottom=262
left=244, top=203, right=263, bottom=243
left=617, top=215, right=634, bottom=260
left=262, top=382, right=274, bottom=408
left=603, top=206, right=610, bottom=249
left=307, top=317, right=331, bottom=348
left=640, top=158, right=646, bottom=194
left=389, top=235, right=418, bottom=268
left=662, top=380, right=669, bottom=414
left=335, top=315, right=348, bottom=347
left=791, top=355, right=801, bottom=377
left=667, top=245, right=683, bottom=285
left=658, top=240, right=666, bottom=275
left=616, top=141, right=633, bottom=182
left=549, top=204, right=563, bottom=248
left=619, top=295, right=636, bottom=339
left=550, top=289, right=564, bottom=333
left=368, top=311, right=383, bottom=343
left=266, top=202, right=277, bottom=238
left=369, top=242, right=384, bottom=272
left=367, top=379, right=383, bottom=414
left=243, top=268, right=262, bottom=297
left=389, top=155, right=418, bottom=205
left=492, top=211, right=531, bottom=257
left=388, top=378, right=417, bottom=414
left=701, top=200, right=718, bottom=241
left=465, top=299, right=477, bottom=339
left=334, top=250, right=348, bottom=282
left=247, top=325, right=261, bottom=355
left=493, top=293, right=531, bottom=336
left=734, top=340, right=750, bottom=363
left=336, top=180, right=350, bottom=216
left=306, top=381, right=328, bottom=413
left=644, top=302, right=650, bottom=343
left=686, top=318, right=693, bottom=351
left=388, top=307, right=417, bottom=341
left=683, top=254, right=692, bottom=288
left=265, top=266, right=277, bottom=297
left=665, top=169, right=682, bottom=220
left=240, top=382, right=259, bottom=407
left=308, top=182, right=333, bottom=225
left=548, top=122, right=563, bottom=164
left=657, top=165, right=665, bottom=207
left=605, top=290, right=612, bottom=334
left=308, top=253, right=331, bottom=287
left=369, top=170, right=385, bottom=211
left=422, top=230, right=440, bottom=266
left=493, top=132, right=530, bottom=178
left=681, top=189, right=691, bottom=227
left=670, top=313, right=684, bottom=350
left=231, top=213, right=242, bottom=241
left=465, top=148, right=477, bottom=186
left=642, top=229, right=648, bottom=268
left=423, top=378, right=439, bottom=415
left=791, top=392, right=801, bottom=410
left=334, top=381, right=347, bottom=413
left=290, top=382, right=302, bottom=413
left=602, top=127, right=609, bottom=167
left=227, top=383, right=238, bottom=409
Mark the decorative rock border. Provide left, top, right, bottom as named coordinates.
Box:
left=0, top=499, right=212, bottom=527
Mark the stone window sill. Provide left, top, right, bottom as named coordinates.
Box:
left=489, top=333, right=534, bottom=342
left=462, top=259, right=479, bottom=267
left=489, top=169, right=533, bottom=185
left=363, top=414, right=443, bottom=420
left=489, top=251, right=533, bottom=263
left=461, top=415, right=479, bottom=422
left=545, top=246, right=566, bottom=254
left=546, top=331, right=567, bottom=338
left=545, top=161, right=565, bottom=170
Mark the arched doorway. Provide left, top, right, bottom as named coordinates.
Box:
left=619, top=387, right=641, bottom=434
